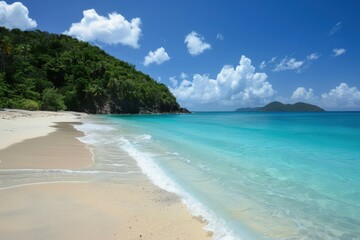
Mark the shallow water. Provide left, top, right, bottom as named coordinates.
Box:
left=98, top=112, right=360, bottom=240
left=2, top=112, right=360, bottom=240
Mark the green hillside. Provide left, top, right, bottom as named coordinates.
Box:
left=259, top=101, right=325, bottom=112
left=0, top=27, right=188, bottom=114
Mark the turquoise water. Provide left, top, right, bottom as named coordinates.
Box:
left=83, top=112, right=360, bottom=239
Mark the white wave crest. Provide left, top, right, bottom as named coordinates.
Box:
left=74, top=122, right=115, bottom=134
left=134, top=134, right=152, bottom=143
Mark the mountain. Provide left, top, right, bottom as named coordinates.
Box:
left=0, top=27, right=188, bottom=114
left=260, top=102, right=325, bottom=112
left=236, top=101, right=325, bottom=112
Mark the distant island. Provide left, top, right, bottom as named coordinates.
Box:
left=0, top=27, right=189, bottom=114
left=236, top=101, right=325, bottom=112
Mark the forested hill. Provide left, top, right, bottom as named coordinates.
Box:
left=0, top=27, right=188, bottom=114
left=236, top=101, right=325, bottom=112
left=259, top=101, right=325, bottom=112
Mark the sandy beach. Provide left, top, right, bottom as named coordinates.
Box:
left=0, top=109, right=210, bottom=240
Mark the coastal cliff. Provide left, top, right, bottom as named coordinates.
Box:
left=0, top=27, right=188, bottom=114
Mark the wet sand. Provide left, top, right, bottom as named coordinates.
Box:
left=0, top=122, right=93, bottom=169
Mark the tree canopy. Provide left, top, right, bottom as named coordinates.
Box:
left=0, top=27, right=186, bottom=113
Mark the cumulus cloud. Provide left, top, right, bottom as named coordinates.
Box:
left=170, top=55, right=274, bottom=106
left=185, top=31, right=211, bottom=56
left=329, top=21, right=342, bottom=35
left=169, top=76, right=178, bottom=87
left=333, top=48, right=346, bottom=57
left=143, top=47, right=170, bottom=66
left=273, top=57, right=304, bottom=72
left=180, top=72, right=188, bottom=79
left=288, top=83, right=360, bottom=109
left=64, top=9, right=141, bottom=48
left=321, top=83, right=360, bottom=108
left=0, top=1, right=37, bottom=30
left=291, top=87, right=315, bottom=100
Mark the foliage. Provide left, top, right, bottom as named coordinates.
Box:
left=42, top=88, right=66, bottom=111
left=8, top=98, right=40, bottom=110
left=0, top=27, right=182, bottom=113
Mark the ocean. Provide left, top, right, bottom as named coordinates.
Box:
left=3, top=112, right=359, bottom=239
left=80, top=112, right=360, bottom=240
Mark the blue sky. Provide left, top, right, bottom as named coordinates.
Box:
left=1, top=0, right=360, bottom=110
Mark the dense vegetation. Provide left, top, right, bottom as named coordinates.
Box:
left=0, top=27, right=187, bottom=113
left=236, top=101, right=325, bottom=112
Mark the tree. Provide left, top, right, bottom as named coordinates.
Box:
left=42, top=88, right=66, bottom=111
left=0, top=36, right=12, bottom=73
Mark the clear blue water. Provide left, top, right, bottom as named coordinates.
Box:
left=83, top=112, right=360, bottom=239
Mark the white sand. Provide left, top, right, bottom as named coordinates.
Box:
left=0, top=109, right=86, bottom=150
left=0, top=122, right=93, bottom=169
left=0, top=182, right=211, bottom=240
left=0, top=109, right=211, bottom=240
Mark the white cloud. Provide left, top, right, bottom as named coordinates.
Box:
left=64, top=9, right=141, bottom=48
left=216, top=33, right=224, bottom=40
left=329, top=21, right=342, bottom=35
left=269, top=53, right=319, bottom=73
left=169, top=76, right=178, bottom=87
left=269, top=56, right=277, bottom=63
left=180, top=72, right=188, bottom=79
left=321, top=83, right=360, bottom=108
left=291, top=87, right=315, bottom=100
left=0, top=1, right=37, bottom=30
left=273, top=57, right=304, bottom=72
left=287, top=83, right=360, bottom=109
left=185, top=31, right=211, bottom=56
left=307, top=53, right=320, bottom=60
left=170, top=55, right=274, bottom=106
left=143, top=47, right=170, bottom=66
left=259, top=61, right=266, bottom=69
left=333, top=48, right=346, bottom=57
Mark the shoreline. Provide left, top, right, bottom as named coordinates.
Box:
left=0, top=109, right=86, bottom=150
left=0, top=122, right=94, bottom=169
left=0, top=109, right=210, bottom=239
